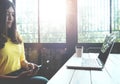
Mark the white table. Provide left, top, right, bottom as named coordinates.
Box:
left=47, top=53, right=120, bottom=84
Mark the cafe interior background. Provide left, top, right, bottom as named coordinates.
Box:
left=9, top=0, right=120, bottom=79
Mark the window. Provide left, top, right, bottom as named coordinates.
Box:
left=112, top=0, right=120, bottom=42
left=77, top=0, right=110, bottom=43
left=16, top=0, right=120, bottom=43
left=16, top=0, right=38, bottom=42
left=77, top=0, right=120, bottom=43
left=16, top=0, right=66, bottom=43
left=39, top=0, right=66, bottom=43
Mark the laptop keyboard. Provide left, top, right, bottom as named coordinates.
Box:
left=82, top=58, right=100, bottom=67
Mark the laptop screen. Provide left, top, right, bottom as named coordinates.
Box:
left=98, top=33, right=116, bottom=65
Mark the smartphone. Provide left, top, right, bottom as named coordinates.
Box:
left=38, top=65, right=42, bottom=68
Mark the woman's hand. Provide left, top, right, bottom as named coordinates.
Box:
left=26, top=63, right=35, bottom=70
left=25, top=63, right=39, bottom=76
left=21, top=61, right=39, bottom=76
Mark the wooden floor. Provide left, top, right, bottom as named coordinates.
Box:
left=47, top=53, right=120, bottom=84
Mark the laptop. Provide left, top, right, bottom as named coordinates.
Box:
left=66, top=33, right=116, bottom=70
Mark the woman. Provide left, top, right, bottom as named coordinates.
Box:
left=0, top=0, right=48, bottom=84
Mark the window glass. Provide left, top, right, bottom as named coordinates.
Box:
left=16, top=0, right=66, bottom=43
left=77, top=0, right=110, bottom=43
left=39, top=0, right=66, bottom=43
left=16, top=0, right=120, bottom=43
left=112, top=0, right=120, bottom=42
left=16, top=0, right=38, bottom=43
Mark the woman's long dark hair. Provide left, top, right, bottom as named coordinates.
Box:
left=0, top=0, right=22, bottom=49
